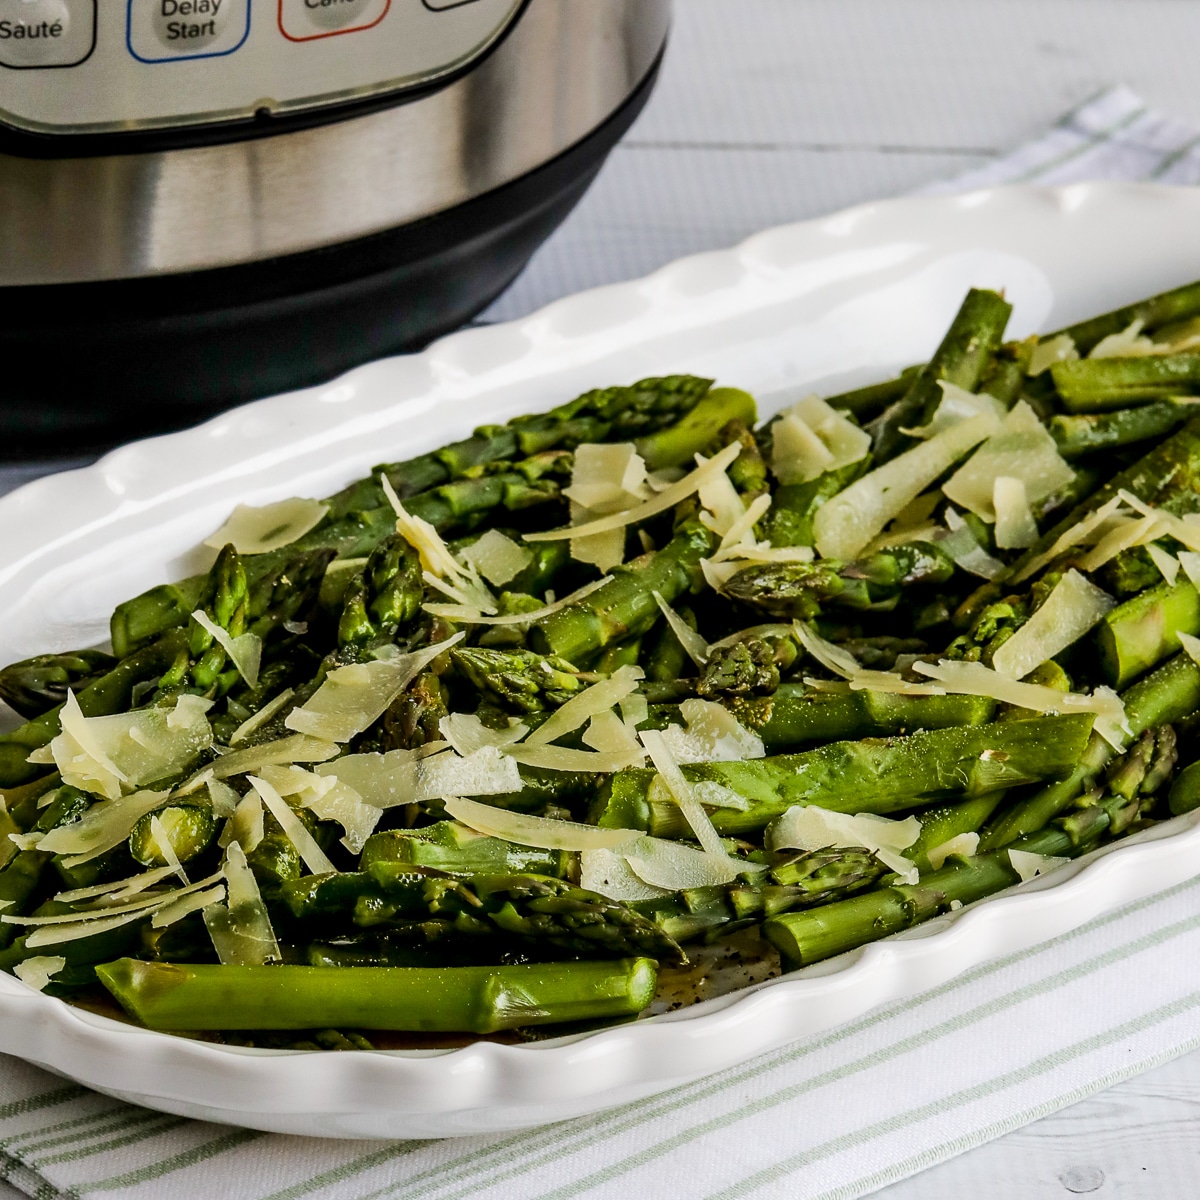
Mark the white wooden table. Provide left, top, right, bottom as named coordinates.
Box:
left=5, top=2, right=1200, bottom=1195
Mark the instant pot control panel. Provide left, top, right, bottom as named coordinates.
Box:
left=0, top=0, right=522, bottom=136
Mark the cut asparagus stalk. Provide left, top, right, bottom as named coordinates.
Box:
left=1051, top=354, right=1200, bottom=412
left=1050, top=399, right=1198, bottom=460
left=1096, top=579, right=1200, bottom=688
left=95, top=957, right=659, bottom=1032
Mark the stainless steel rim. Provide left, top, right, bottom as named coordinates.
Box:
left=0, top=0, right=670, bottom=285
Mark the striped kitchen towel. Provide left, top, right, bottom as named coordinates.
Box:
left=1, top=83, right=1200, bottom=1200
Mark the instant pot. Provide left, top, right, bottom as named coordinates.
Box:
left=0, top=0, right=670, bottom=449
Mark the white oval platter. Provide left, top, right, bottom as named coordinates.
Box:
left=2, top=181, right=1200, bottom=1139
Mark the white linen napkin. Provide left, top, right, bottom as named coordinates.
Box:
left=1, top=84, right=1199, bottom=1200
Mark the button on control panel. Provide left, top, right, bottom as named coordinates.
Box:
left=128, top=0, right=250, bottom=63
left=279, top=0, right=389, bottom=41
left=0, top=0, right=94, bottom=69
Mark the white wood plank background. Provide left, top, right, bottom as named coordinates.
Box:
left=6, top=3, right=1200, bottom=1196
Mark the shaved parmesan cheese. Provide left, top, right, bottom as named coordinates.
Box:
left=715, top=542, right=813, bottom=567
left=190, top=611, right=261, bottom=690
left=229, top=689, right=295, bottom=746
left=250, top=775, right=337, bottom=876
left=151, top=884, right=226, bottom=929
left=286, top=633, right=462, bottom=743
left=845, top=670, right=945, bottom=697
left=13, top=956, right=65, bottom=991
left=992, top=570, right=1116, bottom=680
left=206, top=778, right=242, bottom=819
left=1028, top=333, right=1079, bottom=376
left=524, top=442, right=742, bottom=543
left=814, top=411, right=1000, bottom=560
left=913, top=659, right=1129, bottom=748
left=204, top=497, right=328, bottom=555
left=698, top=462, right=748, bottom=538
left=504, top=745, right=638, bottom=773
left=1011, top=496, right=1129, bottom=583
left=658, top=699, right=765, bottom=764
left=580, top=848, right=672, bottom=901
left=423, top=578, right=608, bottom=626
left=444, top=796, right=641, bottom=851
left=1117, top=490, right=1200, bottom=554
left=563, top=443, right=650, bottom=512
left=460, top=530, right=533, bottom=587
left=624, top=835, right=742, bottom=888
left=993, top=476, right=1038, bottom=550
left=438, top=713, right=528, bottom=757
left=39, top=790, right=169, bottom=868
left=904, top=382, right=1005, bottom=440
left=1075, top=515, right=1166, bottom=573
left=1177, top=630, right=1200, bottom=669
left=652, top=592, right=710, bottom=667
left=218, top=789, right=264, bottom=853
left=943, top=402, right=1075, bottom=522
left=714, top=493, right=773, bottom=560
left=1181, top=550, right=1200, bottom=592
left=939, top=510, right=1006, bottom=579
left=926, top=832, right=979, bottom=871
left=709, top=624, right=796, bottom=653
left=772, top=395, right=871, bottom=485
left=258, top=763, right=380, bottom=853
left=205, top=733, right=339, bottom=783
left=320, top=744, right=518, bottom=808
left=380, top=476, right=462, bottom=579
left=526, top=665, right=643, bottom=747
left=55, top=865, right=176, bottom=907
left=771, top=804, right=921, bottom=883
left=639, top=729, right=734, bottom=865
left=1089, top=318, right=1160, bottom=358
left=700, top=558, right=746, bottom=590
left=1008, top=847, right=1070, bottom=882
left=691, top=780, right=751, bottom=810
left=1147, top=542, right=1182, bottom=586
left=583, top=709, right=646, bottom=766
left=204, top=843, right=280, bottom=966
left=793, top=621, right=862, bottom=679
left=47, top=693, right=212, bottom=801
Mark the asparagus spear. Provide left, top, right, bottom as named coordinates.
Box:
left=1050, top=399, right=1198, bottom=459
left=593, top=714, right=1094, bottom=836
left=634, top=388, right=756, bottom=471
left=870, top=288, right=1013, bottom=462
left=450, top=647, right=584, bottom=714
left=1051, top=278, right=1200, bottom=354
left=1051, top=354, right=1200, bottom=412
left=530, top=520, right=716, bottom=665
left=96, top=957, right=659, bottom=1033
left=337, top=535, right=424, bottom=653
left=760, top=460, right=871, bottom=549
left=359, top=822, right=568, bottom=877
left=1096, top=579, right=1200, bottom=688
left=0, top=650, right=116, bottom=720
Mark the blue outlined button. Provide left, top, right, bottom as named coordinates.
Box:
left=128, top=0, right=250, bottom=63
left=0, top=0, right=95, bottom=68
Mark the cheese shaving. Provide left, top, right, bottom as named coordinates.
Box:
left=1179, top=550, right=1200, bottom=592
left=286, top=633, right=462, bottom=743
left=657, top=699, right=765, bottom=764
left=13, top=956, right=66, bottom=992
left=639, top=729, right=735, bottom=864
left=250, top=775, right=337, bottom=875
left=204, top=497, right=328, bottom=555
left=1075, top=514, right=1166, bottom=573
left=772, top=394, right=871, bottom=484
left=525, top=665, right=643, bottom=747
left=45, top=692, right=212, bottom=801
left=190, top=611, right=261, bottom=690
left=200, top=733, right=339, bottom=786
left=422, top=578, right=608, bottom=626
left=524, top=442, right=742, bottom=543
left=438, top=713, right=528, bottom=757
left=943, top=402, right=1075, bottom=522
left=149, top=814, right=189, bottom=884
left=1177, top=630, right=1200, bottom=670
left=1011, top=496, right=1130, bottom=583
left=54, top=865, right=176, bottom=907
left=938, top=513, right=1005, bottom=580
left=993, top=476, right=1039, bottom=550
left=652, top=592, right=710, bottom=667
left=926, top=832, right=979, bottom=871
left=7, top=871, right=223, bottom=928
left=460, top=530, right=533, bottom=587
left=258, top=763, right=381, bottom=854
left=713, top=494, right=773, bottom=560
left=1089, top=319, right=1161, bottom=358
left=1117, top=490, right=1200, bottom=553
left=1147, top=542, right=1182, bottom=586
left=150, top=884, right=226, bottom=929
left=218, top=789, right=264, bottom=853
left=770, top=804, right=921, bottom=883
left=813, top=411, right=1001, bottom=560
left=503, top=744, right=640, bottom=773
left=1028, top=332, right=1079, bottom=376
left=206, top=778, right=242, bottom=819
left=204, top=842, right=280, bottom=965
left=229, top=689, right=295, bottom=746
left=697, top=460, right=749, bottom=537
left=580, top=848, right=672, bottom=901
left=624, top=835, right=743, bottom=888
left=320, top=744, right=518, bottom=808
left=443, top=796, right=642, bottom=851
left=583, top=709, right=646, bottom=766
left=793, top=621, right=862, bottom=679
left=1008, top=847, right=1070, bottom=883
left=991, top=570, right=1116, bottom=680
left=902, top=382, right=1005, bottom=440
left=913, top=659, right=1130, bottom=749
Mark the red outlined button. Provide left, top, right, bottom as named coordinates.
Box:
left=278, top=0, right=389, bottom=41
